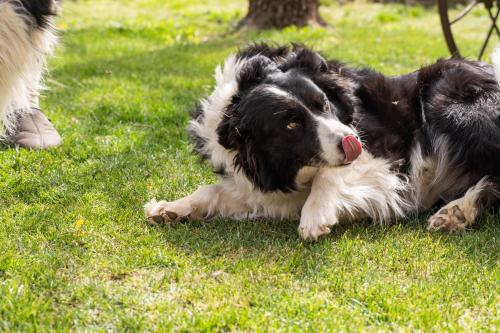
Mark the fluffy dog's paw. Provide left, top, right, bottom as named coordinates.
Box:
left=298, top=222, right=332, bottom=241
left=144, top=198, right=189, bottom=225
left=298, top=211, right=337, bottom=241
left=427, top=204, right=467, bottom=232
left=299, top=202, right=338, bottom=241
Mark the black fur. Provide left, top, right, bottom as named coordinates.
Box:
left=416, top=59, right=500, bottom=177
left=236, top=43, right=290, bottom=63
left=191, top=44, right=500, bottom=203
left=14, top=0, right=56, bottom=29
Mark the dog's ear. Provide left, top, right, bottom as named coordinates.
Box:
left=216, top=100, right=245, bottom=150
left=216, top=56, right=277, bottom=149
left=237, top=43, right=290, bottom=63
left=280, top=46, right=328, bottom=74
left=238, top=55, right=278, bottom=91
left=217, top=106, right=297, bottom=192
left=235, top=142, right=298, bottom=192
left=312, top=75, right=358, bottom=124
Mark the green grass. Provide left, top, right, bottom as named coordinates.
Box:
left=0, top=0, right=499, bottom=331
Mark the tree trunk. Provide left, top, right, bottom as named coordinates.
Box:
left=238, top=0, right=326, bottom=29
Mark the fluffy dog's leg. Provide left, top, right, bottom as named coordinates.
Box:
left=299, top=168, right=341, bottom=241
left=428, top=177, right=499, bottom=231
left=299, top=155, right=408, bottom=241
left=144, top=183, right=248, bottom=225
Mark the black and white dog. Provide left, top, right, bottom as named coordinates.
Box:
left=0, top=0, right=57, bottom=135
left=145, top=44, right=500, bottom=240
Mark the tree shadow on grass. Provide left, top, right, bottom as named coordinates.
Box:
left=50, top=38, right=241, bottom=85
left=44, top=38, right=244, bottom=140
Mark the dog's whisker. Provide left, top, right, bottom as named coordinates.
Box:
left=273, top=110, right=288, bottom=115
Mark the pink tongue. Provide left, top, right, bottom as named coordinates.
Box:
left=342, top=135, right=363, bottom=163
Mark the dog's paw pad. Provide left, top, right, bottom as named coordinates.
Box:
left=147, top=215, right=166, bottom=225
left=166, top=211, right=178, bottom=221
left=144, top=199, right=186, bottom=225
left=149, top=211, right=179, bottom=224
left=451, top=205, right=465, bottom=220
left=147, top=210, right=180, bottom=225
left=428, top=205, right=467, bottom=232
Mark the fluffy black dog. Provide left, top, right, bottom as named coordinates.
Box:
left=146, top=44, right=499, bottom=240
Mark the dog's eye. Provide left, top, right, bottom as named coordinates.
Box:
left=286, top=122, right=300, bottom=130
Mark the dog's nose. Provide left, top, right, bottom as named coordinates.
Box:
left=329, top=133, right=343, bottom=143
left=336, top=136, right=344, bottom=152
left=329, top=133, right=349, bottom=149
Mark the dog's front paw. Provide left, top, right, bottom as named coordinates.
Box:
left=298, top=210, right=338, bottom=241
left=298, top=221, right=332, bottom=241
left=144, top=198, right=191, bottom=225
left=427, top=204, right=467, bottom=232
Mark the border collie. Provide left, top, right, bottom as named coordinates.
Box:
left=145, top=44, right=500, bottom=240
left=0, top=0, right=57, bottom=135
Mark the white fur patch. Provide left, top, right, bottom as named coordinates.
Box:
left=265, top=85, right=291, bottom=98
left=491, top=47, right=500, bottom=85
left=458, top=177, right=495, bottom=222
left=408, top=135, right=471, bottom=211
left=0, top=1, right=57, bottom=136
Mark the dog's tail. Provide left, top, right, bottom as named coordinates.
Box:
left=491, top=47, right=500, bottom=85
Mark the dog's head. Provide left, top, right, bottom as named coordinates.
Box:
left=194, top=45, right=362, bottom=192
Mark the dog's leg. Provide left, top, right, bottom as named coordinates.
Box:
left=144, top=183, right=248, bottom=225
left=299, top=155, right=408, bottom=241
left=298, top=168, right=342, bottom=241
left=428, top=177, right=498, bottom=231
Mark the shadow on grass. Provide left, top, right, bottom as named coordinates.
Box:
left=150, top=209, right=499, bottom=268
left=51, top=37, right=241, bottom=84
left=45, top=38, right=244, bottom=139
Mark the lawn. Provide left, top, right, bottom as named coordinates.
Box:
left=0, top=0, right=499, bottom=331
